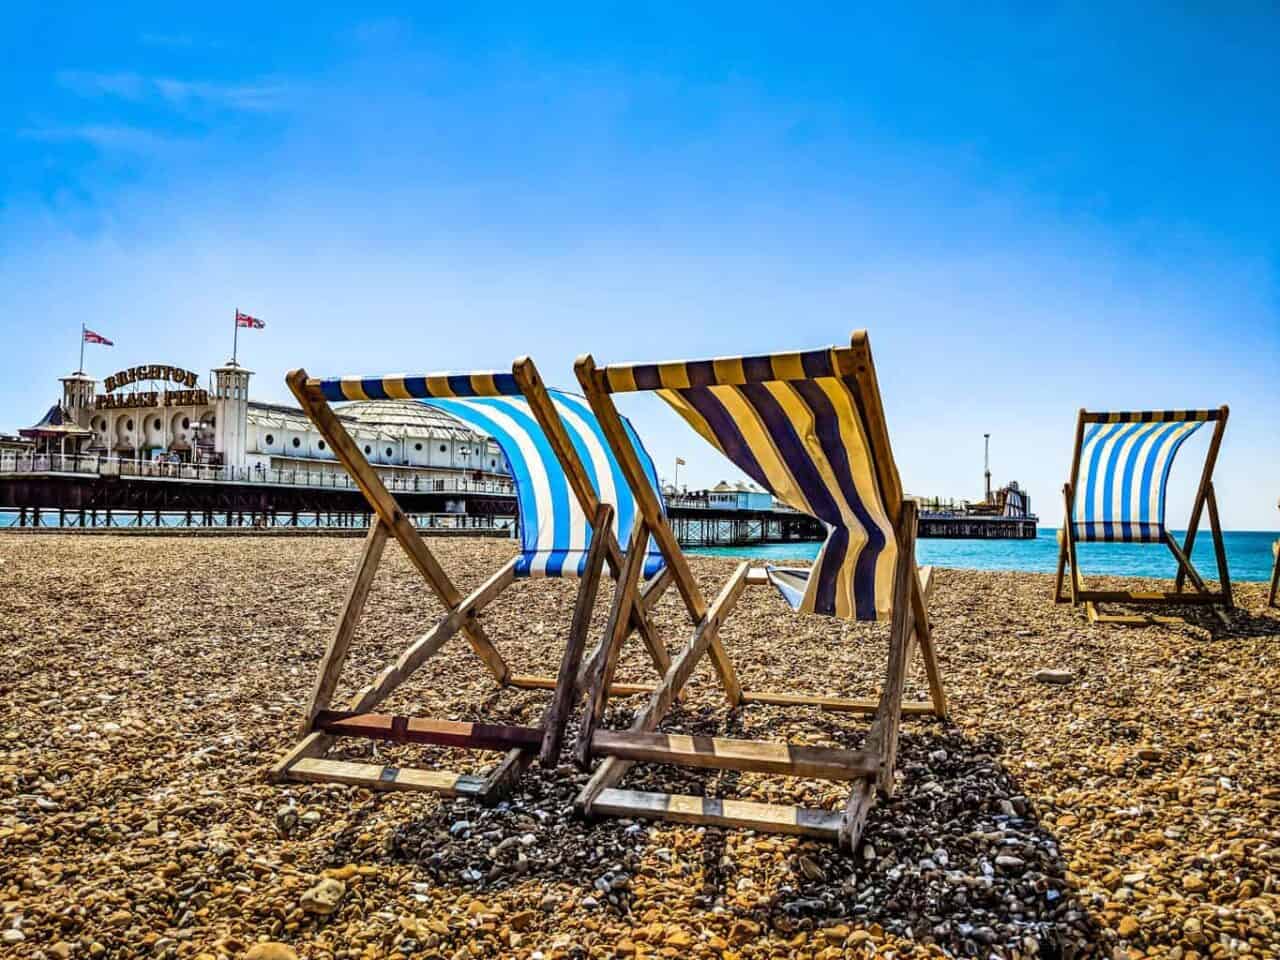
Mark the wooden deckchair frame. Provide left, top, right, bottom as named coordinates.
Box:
left=568, top=330, right=947, bottom=850
left=1269, top=501, right=1279, bottom=609
left=1053, top=406, right=1233, bottom=625
left=270, top=358, right=674, bottom=801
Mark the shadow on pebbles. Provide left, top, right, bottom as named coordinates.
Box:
left=370, top=723, right=1098, bottom=958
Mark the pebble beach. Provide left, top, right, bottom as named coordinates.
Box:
left=1, top=534, right=1277, bottom=960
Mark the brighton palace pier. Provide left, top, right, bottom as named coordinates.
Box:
left=0, top=359, right=521, bottom=528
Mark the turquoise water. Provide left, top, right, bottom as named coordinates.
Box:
left=689, top=528, right=1279, bottom=583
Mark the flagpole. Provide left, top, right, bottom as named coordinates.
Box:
left=78, top=322, right=85, bottom=373
left=232, top=309, right=239, bottom=366
left=674, top=456, right=679, bottom=492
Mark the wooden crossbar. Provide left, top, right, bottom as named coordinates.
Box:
left=592, top=789, right=841, bottom=840
left=590, top=731, right=881, bottom=780
left=314, top=712, right=544, bottom=752
left=288, top=758, right=489, bottom=797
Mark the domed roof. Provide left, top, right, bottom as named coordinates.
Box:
left=336, top=398, right=486, bottom=441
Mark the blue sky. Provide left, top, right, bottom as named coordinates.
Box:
left=2, top=4, right=1277, bottom=528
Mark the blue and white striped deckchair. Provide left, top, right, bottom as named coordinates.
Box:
left=569, top=331, right=946, bottom=853
left=271, top=357, right=674, bottom=804
left=1055, top=407, right=1233, bottom=623
left=315, top=372, right=666, bottom=580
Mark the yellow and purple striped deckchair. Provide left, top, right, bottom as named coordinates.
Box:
left=568, top=330, right=946, bottom=852
left=1054, top=407, right=1233, bottom=624
left=270, top=356, right=676, bottom=804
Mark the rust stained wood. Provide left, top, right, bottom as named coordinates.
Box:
left=590, top=731, right=880, bottom=780
left=299, top=520, right=390, bottom=737
left=592, top=789, right=841, bottom=841
left=314, top=712, right=544, bottom=752
left=540, top=502, right=613, bottom=767
left=287, top=369, right=509, bottom=683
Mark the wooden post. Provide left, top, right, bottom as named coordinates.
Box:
left=287, top=370, right=510, bottom=684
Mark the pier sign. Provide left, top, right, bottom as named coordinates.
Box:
left=96, top=364, right=209, bottom=409
left=103, top=364, right=201, bottom=392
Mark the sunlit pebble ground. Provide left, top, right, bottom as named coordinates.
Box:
left=0, top=535, right=1277, bottom=959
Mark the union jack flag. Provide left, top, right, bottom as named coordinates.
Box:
left=236, top=310, right=265, bottom=329
left=83, top=328, right=113, bottom=346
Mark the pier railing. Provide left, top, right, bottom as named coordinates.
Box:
left=0, top=452, right=516, bottom=497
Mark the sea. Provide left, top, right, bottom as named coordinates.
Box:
left=0, top=512, right=1275, bottom=582
left=688, top=528, right=1279, bottom=584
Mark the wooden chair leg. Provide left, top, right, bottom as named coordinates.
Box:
left=910, top=566, right=947, bottom=718
left=540, top=504, right=612, bottom=767
left=1269, top=542, right=1280, bottom=609
left=1205, top=484, right=1233, bottom=608
left=575, top=516, right=649, bottom=768
left=299, top=521, right=389, bottom=737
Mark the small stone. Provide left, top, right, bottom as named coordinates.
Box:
left=798, top=855, right=825, bottom=882
left=275, top=804, right=299, bottom=838
left=995, top=855, right=1025, bottom=872
left=1137, top=746, right=1164, bottom=761
left=106, top=910, right=132, bottom=928
left=142, top=819, right=160, bottom=836
left=1033, top=668, right=1074, bottom=684
left=245, top=946, right=299, bottom=960
left=729, top=919, right=761, bottom=945
left=1117, top=916, right=1140, bottom=938
left=449, top=820, right=472, bottom=838
left=49, top=943, right=74, bottom=960
left=3, top=930, right=25, bottom=944
left=300, top=877, right=346, bottom=915
left=1182, top=874, right=1208, bottom=893
left=509, top=910, right=535, bottom=931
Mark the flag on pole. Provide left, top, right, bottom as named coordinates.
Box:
left=675, top=457, right=686, bottom=466
left=235, top=310, right=265, bottom=329
left=83, top=329, right=113, bottom=346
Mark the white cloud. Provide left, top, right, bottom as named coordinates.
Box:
left=20, top=124, right=174, bottom=153
left=55, top=70, right=290, bottom=113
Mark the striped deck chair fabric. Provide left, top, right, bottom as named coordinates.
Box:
left=316, top=373, right=666, bottom=579
left=607, top=347, right=898, bottom=621
left=1073, top=410, right=1221, bottom=543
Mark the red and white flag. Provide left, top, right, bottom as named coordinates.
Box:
left=236, top=310, right=265, bottom=329
left=83, top=328, right=113, bottom=346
